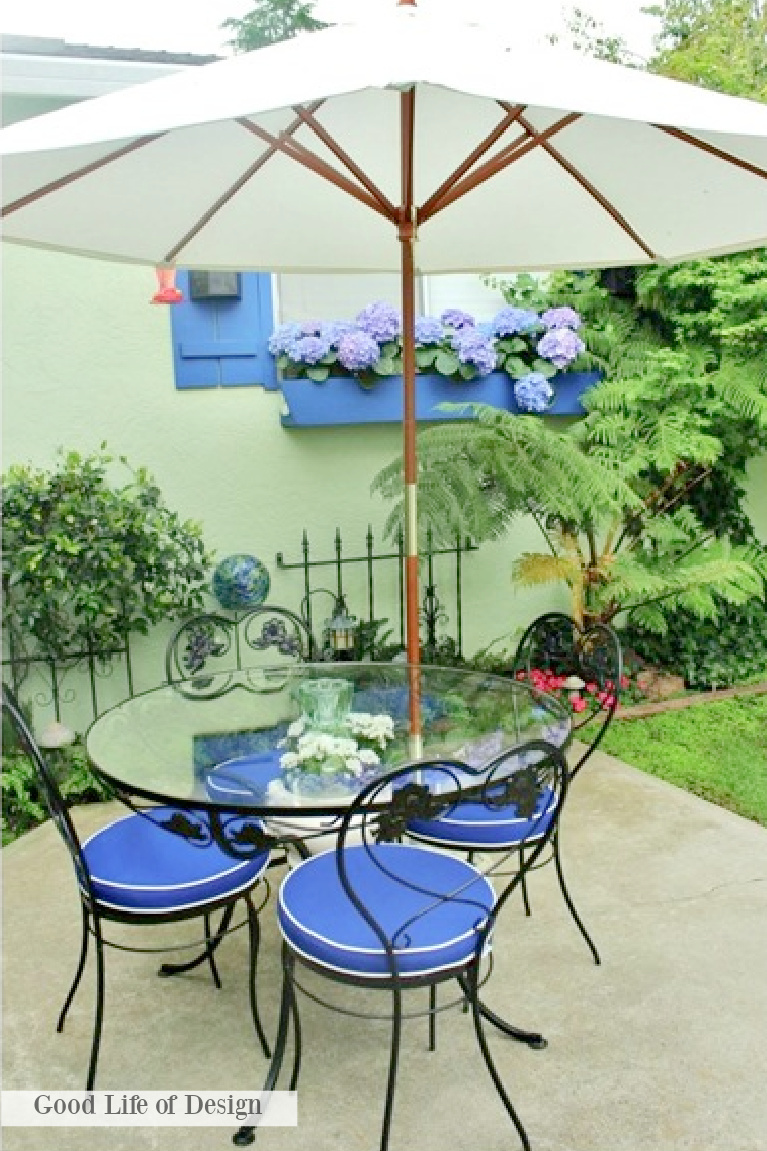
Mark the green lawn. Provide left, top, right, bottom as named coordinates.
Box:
left=601, top=694, right=767, bottom=826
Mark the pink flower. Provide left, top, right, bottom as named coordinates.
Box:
left=571, top=695, right=588, bottom=713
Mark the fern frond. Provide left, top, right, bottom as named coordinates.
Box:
left=512, top=552, right=581, bottom=587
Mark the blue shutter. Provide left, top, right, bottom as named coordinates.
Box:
left=170, top=271, right=278, bottom=390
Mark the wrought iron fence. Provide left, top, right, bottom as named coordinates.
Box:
left=2, top=525, right=477, bottom=734
left=2, top=625, right=138, bottom=734
left=276, top=524, right=477, bottom=661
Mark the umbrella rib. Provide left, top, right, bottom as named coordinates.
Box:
left=290, top=105, right=398, bottom=220
left=419, top=104, right=527, bottom=221
left=162, top=104, right=323, bottom=264
left=420, top=113, right=581, bottom=222
left=517, top=114, right=658, bottom=260
left=1, top=134, right=165, bottom=217
left=237, top=116, right=392, bottom=219
left=655, top=125, right=767, bottom=181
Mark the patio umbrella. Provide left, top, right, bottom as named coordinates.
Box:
left=3, top=0, right=767, bottom=742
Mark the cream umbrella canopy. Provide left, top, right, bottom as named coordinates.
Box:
left=3, top=0, right=767, bottom=738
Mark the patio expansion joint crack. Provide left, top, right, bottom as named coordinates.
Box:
left=625, top=874, right=767, bottom=908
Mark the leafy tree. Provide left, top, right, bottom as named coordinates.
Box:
left=222, top=0, right=327, bottom=52
left=550, top=6, right=638, bottom=65
left=555, top=0, right=767, bottom=543
left=646, top=0, right=767, bottom=99
left=636, top=251, right=767, bottom=355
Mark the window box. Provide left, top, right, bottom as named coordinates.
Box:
left=279, top=371, right=601, bottom=427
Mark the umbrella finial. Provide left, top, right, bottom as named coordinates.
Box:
left=397, top=0, right=417, bottom=6
left=151, top=266, right=183, bottom=304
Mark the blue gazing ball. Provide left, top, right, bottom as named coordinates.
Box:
left=212, top=554, right=270, bottom=610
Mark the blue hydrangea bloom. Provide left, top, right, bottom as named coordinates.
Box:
left=290, top=335, right=332, bottom=365
left=514, top=373, right=554, bottom=412
left=492, top=307, right=540, bottom=337
left=320, top=320, right=356, bottom=347
left=537, top=328, right=585, bottom=369
left=414, top=316, right=444, bottom=345
left=441, top=308, right=475, bottom=330
left=337, top=329, right=381, bottom=372
left=541, top=307, right=582, bottom=330
left=355, top=300, right=401, bottom=342
left=299, top=320, right=323, bottom=336
left=451, top=329, right=498, bottom=376
left=267, top=322, right=302, bottom=356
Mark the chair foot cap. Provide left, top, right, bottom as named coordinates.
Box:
left=527, top=1035, right=548, bottom=1050
left=233, top=1128, right=256, bottom=1146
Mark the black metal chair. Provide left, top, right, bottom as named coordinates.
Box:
left=165, top=605, right=315, bottom=700
left=232, top=742, right=569, bottom=1151
left=2, top=684, right=273, bottom=1089
left=513, top=612, right=622, bottom=779
left=408, top=613, right=622, bottom=965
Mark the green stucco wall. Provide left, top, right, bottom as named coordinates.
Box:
left=4, top=244, right=766, bottom=722
left=2, top=246, right=566, bottom=693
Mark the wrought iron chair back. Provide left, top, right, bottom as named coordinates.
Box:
left=3, top=684, right=97, bottom=908
left=512, top=612, right=622, bottom=778
left=336, top=743, right=570, bottom=979
left=165, top=605, right=315, bottom=699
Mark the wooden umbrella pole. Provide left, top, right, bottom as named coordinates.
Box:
left=400, top=86, right=422, bottom=755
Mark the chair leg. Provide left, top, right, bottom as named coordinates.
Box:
left=158, top=903, right=236, bottom=984
left=428, top=985, right=437, bottom=1051
left=553, top=832, right=601, bottom=965
left=379, top=983, right=404, bottom=1151
left=286, top=952, right=302, bottom=1092
left=456, top=973, right=546, bottom=1049
left=58, top=903, right=90, bottom=1033
left=85, top=916, right=107, bottom=1092
left=244, top=893, right=271, bottom=1059
left=518, top=848, right=532, bottom=917
left=466, top=961, right=532, bottom=1151
left=233, top=943, right=296, bottom=1147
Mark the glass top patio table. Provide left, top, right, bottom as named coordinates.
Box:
left=86, top=663, right=571, bottom=819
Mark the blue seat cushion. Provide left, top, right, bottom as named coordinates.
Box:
left=204, top=751, right=282, bottom=806
left=278, top=843, right=495, bottom=979
left=82, top=808, right=270, bottom=915
left=407, top=786, right=557, bottom=850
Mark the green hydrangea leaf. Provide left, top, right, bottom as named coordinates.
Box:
left=434, top=350, right=460, bottom=377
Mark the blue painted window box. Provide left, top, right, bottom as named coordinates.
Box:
left=280, top=370, right=601, bottom=427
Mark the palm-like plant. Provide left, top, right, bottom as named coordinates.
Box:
left=373, top=285, right=767, bottom=631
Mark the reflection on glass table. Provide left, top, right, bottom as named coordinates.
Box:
left=86, top=664, right=571, bottom=822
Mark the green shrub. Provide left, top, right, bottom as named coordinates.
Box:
left=623, top=593, right=767, bottom=688
left=2, top=448, right=213, bottom=660
left=1, top=733, right=111, bottom=846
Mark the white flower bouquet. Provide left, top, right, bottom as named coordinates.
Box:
left=279, top=711, right=395, bottom=781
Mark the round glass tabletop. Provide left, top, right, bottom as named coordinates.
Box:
left=86, top=663, right=571, bottom=817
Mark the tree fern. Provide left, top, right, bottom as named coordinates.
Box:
left=372, top=271, right=767, bottom=632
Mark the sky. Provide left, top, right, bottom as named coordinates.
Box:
left=0, top=0, right=661, bottom=62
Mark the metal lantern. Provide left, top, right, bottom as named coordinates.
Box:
left=323, top=596, right=358, bottom=659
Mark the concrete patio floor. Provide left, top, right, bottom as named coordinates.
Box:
left=3, top=748, right=767, bottom=1151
